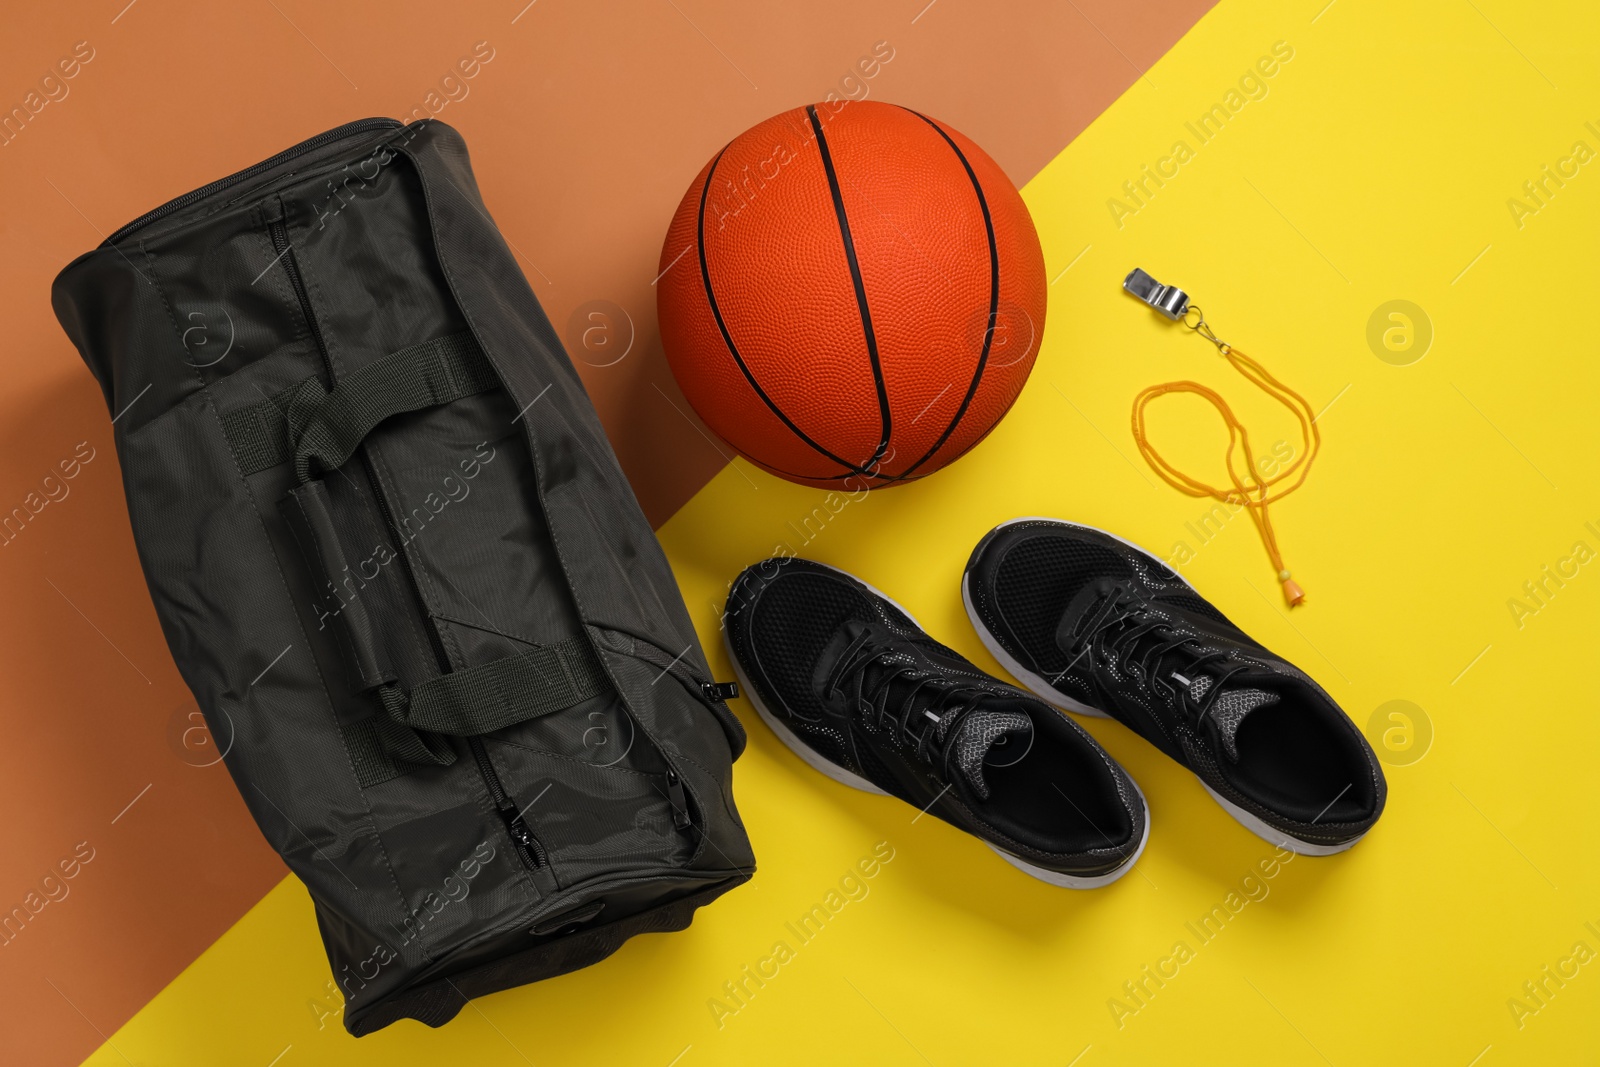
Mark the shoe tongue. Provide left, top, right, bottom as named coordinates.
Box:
left=1183, top=673, right=1278, bottom=761
left=933, top=703, right=1033, bottom=801
left=1053, top=578, right=1122, bottom=654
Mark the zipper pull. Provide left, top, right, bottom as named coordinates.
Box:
left=665, top=769, right=691, bottom=830
left=701, top=680, right=739, bottom=702
left=499, top=803, right=543, bottom=866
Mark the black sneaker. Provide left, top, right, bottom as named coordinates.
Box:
left=962, top=518, right=1385, bottom=855
left=723, top=557, right=1148, bottom=888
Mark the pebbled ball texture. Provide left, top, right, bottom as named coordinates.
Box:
left=656, top=101, right=1046, bottom=490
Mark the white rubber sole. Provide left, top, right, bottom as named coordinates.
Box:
left=962, top=517, right=1363, bottom=857
left=721, top=559, right=919, bottom=800
left=987, top=779, right=1150, bottom=888
left=722, top=559, right=1149, bottom=887
left=1202, top=783, right=1364, bottom=855
left=728, top=644, right=888, bottom=796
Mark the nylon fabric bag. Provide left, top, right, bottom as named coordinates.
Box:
left=51, top=117, right=754, bottom=1035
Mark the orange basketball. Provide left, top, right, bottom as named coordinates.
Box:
left=656, top=101, right=1046, bottom=489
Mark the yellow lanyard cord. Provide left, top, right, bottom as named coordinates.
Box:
left=1131, top=334, right=1320, bottom=607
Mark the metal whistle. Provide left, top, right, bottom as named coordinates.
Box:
left=1123, top=268, right=1189, bottom=320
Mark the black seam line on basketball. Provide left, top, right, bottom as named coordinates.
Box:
left=734, top=434, right=900, bottom=483
left=748, top=453, right=880, bottom=484
left=748, top=458, right=915, bottom=485
left=881, top=105, right=1002, bottom=484
left=807, top=103, right=892, bottom=475
left=696, top=143, right=868, bottom=480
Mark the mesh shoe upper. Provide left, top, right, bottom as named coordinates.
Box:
left=725, top=557, right=1146, bottom=875
left=965, top=520, right=1386, bottom=848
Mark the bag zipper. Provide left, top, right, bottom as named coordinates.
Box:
left=470, top=738, right=548, bottom=869
left=652, top=652, right=748, bottom=759
left=664, top=768, right=692, bottom=830
left=105, top=117, right=402, bottom=246
left=267, top=212, right=548, bottom=874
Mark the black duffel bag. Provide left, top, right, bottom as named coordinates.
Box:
left=51, top=117, right=754, bottom=1035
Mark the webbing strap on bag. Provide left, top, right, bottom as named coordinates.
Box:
left=220, top=383, right=306, bottom=477
left=250, top=331, right=612, bottom=786
left=338, top=641, right=610, bottom=789
left=220, top=332, right=497, bottom=478
left=279, top=480, right=391, bottom=692
left=339, top=714, right=458, bottom=790
left=381, top=639, right=611, bottom=736
left=287, top=333, right=499, bottom=483
left=279, top=479, right=462, bottom=778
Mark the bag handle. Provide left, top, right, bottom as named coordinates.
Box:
left=263, top=332, right=607, bottom=781
left=281, top=476, right=611, bottom=779
left=286, top=333, right=499, bottom=483
left=379, top=639, right=610, bottom=736
left=220, top=333, right=498, bottom=479
left=278, top=479, right=457, bottom=771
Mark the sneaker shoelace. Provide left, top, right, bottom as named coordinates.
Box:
left=1065, top=584, right=1252, bottom=728
left=819, top=627, right=990, bottom=782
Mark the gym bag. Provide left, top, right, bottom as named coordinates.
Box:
left=51, top=117, right=755, bottom=1035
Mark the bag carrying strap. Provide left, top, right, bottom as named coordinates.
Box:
left=279, top=480, right=391, bottom=692
left=220, top=333, right=496, bottom=479
left=339, top=715, right=456, bottom=790
left=279, top=480, right=462, bottom=778
left=246, top=332, right=612, bottom=784
left=378, top=638, right=610, bottom=737
left=337, top=641, right=608, bottom=790
left=287, top=333, right=499, bottom=483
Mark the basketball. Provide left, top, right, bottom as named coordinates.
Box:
left=656, top=101, right=1047, bottom=489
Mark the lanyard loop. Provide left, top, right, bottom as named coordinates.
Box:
left=1124, top=270, right=1319, bottom=607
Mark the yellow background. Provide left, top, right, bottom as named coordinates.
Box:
left=88, top=0, right=1600, bottom=1063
